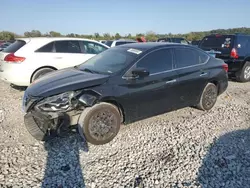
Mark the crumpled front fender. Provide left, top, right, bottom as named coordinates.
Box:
left=78, top=90, right=101, bottom=107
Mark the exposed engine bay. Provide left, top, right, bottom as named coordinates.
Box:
left=23, top=89, right=102, bottom=139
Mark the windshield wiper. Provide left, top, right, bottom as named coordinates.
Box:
left=81, top=68, right=103, bottom=74
left=81, top=68, right=95, bottom=74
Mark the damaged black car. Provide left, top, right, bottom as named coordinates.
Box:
left=22, top=43, right=228, bottom=145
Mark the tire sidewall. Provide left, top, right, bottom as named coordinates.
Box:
left=78, top=103, right=121, bottom=145
left=239, top=61, right=250, bottom=82
left=199, top=83, right=218, bottom=111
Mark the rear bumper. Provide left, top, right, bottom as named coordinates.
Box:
left=223, top=59, right=244, bottom=73
left=0, top=62, right=32, bottom=86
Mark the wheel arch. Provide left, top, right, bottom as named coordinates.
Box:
left=244, top=56, right=250, bottom=62
left=242, top=56, right=250, bottom=69
left=30, top=66, right=57, bottom=83
left=99, top=97, right=125, bottom=123
left=208, top=80, right=220, bottom=95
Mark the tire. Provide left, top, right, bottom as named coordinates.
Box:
left=24, top=113, right=50, bottom=141
left=236, top=61, right=250, bottom=82
left=196, top=83, right=218, bottom=111
left=31, top=68, right=55, bottom=83
left=78, top=102, right=121, bottom=145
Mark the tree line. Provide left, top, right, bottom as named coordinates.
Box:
left=1, top=27, right=250, bottom=41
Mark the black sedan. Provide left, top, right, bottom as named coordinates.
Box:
left=22, top=43, right=228, bottom=145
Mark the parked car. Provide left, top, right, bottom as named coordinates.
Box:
left=0, top=40, right=6, bottom=45
left=104, top=39, right=137, bottom=47
left=22, top=42, right=228, bottom=145
left=0, top=37, right=109, bottom=86
left=157, top=37, right=190, bottom=45
left=198, top=33, right=250, bottom=82
left=99, top=40, right=106, bottom=44
left=191, top=40, right=201, bottom=47
left=0, top=42, right=12, bottom=51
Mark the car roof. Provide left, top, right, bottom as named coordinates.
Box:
left=206, top=33, right=250, bottom=37
left=117, top=42, right=186, bottom=50
left=15, top=37, right=103, bottom=43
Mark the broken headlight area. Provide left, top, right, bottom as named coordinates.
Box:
left=34, top=91, right=82, bottom=112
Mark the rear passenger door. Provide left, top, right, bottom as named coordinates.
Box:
left=173, top=47, right=210, bottom=107
left=53, top=40, right=84, bottom=68
left=35, top=40, right=83, bottom=69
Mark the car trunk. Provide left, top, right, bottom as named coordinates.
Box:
left=199, top=35, right=235, bottom=59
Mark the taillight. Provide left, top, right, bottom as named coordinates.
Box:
left=4, top=53, right=25, bottom=63
left=222, top=64, right=228, bottom=72
left=230, top=48, right=239, bottom=59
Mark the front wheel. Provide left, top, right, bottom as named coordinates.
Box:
left=78, top=102, right=121, bottom=145
left=196, top=83, right=218, bottom=111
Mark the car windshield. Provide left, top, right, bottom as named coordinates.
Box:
left=77, top=47, right=142, bottom=75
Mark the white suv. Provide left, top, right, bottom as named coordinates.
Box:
left=0, top=37, right=109, bottom=86
left=104, top=39, right=137, bottom=47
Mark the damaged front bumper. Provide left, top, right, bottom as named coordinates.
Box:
left=22, top=89, right=100, bottom=139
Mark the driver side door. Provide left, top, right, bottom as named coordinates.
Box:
left=119, top=48, right=179, bottom=123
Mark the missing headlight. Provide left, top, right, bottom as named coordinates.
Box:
left=35, top=91, right=79, bottom=112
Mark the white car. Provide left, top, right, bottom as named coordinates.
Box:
left=0, top=37, right=109, bottom=86
left=104, top=39, right=137, bottom=47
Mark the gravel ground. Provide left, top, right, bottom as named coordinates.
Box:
left=0, top=80, right=250, bottom=188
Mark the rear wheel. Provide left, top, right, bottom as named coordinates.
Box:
left=31, top=68, right=55, bottom=83
left=236, top=61, right=250, bottom=82
left=78, top=102, right=121, bottom=145
left=197, top=83, right=218, bottom=111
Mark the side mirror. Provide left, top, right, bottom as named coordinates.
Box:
left=131, top=67, right=149, bottom=78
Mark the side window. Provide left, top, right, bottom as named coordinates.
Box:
left=175, top=48, right=209, bottom=68
left=55, top=41, right=81, bottom=53
left=136, top=49, right=173, bottom=74
left=81, top=41, right=107, bottom=54
left=198, top=50, right=210, bottom=64
left=36, top=42, right=54, bottom=52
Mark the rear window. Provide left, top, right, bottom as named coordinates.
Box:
left=199, top=35, right=234, bottom=49
left=3, top=40, right=26, bottom=53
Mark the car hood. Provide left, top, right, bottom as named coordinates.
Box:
left=25, top=67, right=110, bottom=97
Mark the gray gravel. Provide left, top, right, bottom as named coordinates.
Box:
left=0, top=80, right=250, bottom=188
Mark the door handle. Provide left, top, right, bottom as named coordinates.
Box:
left=200, top=72, right=208, bottom=77
left=54, top=57, right=63, bottom=59
left=165, top=79, right=177, bottom=84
